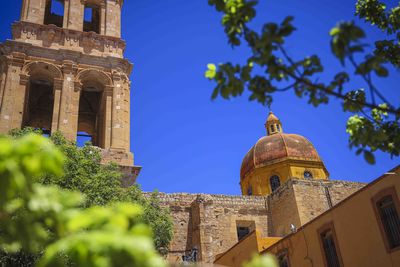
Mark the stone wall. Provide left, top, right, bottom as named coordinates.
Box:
left=292, top=179, right=365, bottom=226
left=267, top=180, right=302, bottom=237
left=154, top=193, right=269, bottom=264
left=154, top=179, right=365, bottom=264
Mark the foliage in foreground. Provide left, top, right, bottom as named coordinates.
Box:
left=0, top=134, right=167, bottom=267
left=243, top=254, right=278, bottom=267
left=206, top=0, right=400, bottom=164
left=8, top=128, right=173, bottom=255
left=0, top=133, right=278, bottom=267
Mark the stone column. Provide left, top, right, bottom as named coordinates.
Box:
left=67, top=0, right=84, bottom=31
left=110, top=72, right=126, bottom=150
left=21, top=0, right=45, bottom=24
left=105, top=1, right=121, bottom=38
left=57, top=61, right=78, bottom=141
left=0, top=54, right=26, bottom=134
left=100, top=2, right=106, bottom=35
left=0, top=63, right=7, bottom=111
left=11, top=72, right=28, bottom=130
left=103, top=85, right=113, bottom=149
left=51, top=78, right=64, bottom=133
left=63, top=0, right=71, bottom=29
left=20, top=0, right=28, bottom=21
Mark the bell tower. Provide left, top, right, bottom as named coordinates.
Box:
left=0, top=0, right=141, bottom=184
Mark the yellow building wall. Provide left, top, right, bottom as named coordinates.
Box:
left=241, top=160, right=329, bottom=196
left=214, top=231, right=281, bottom=267
left=264, top=168, right=400, bottom=267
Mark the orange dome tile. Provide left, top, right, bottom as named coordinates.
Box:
left=240, top=133, right=322, bottom=179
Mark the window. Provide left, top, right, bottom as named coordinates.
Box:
left=44, top=0, right=64, bottom=27
left=319, top=225, right=342, bottom=267
left=270, top=175, right=281, bottom=192
left=237, top=226, right=250, bottom=241
left=247, top=186, right=253, bottom=196
left=376, top=194, right=400, bottom=250
left=276, top=124, right=281, bottom=132
left=277, top=250, right=290, bottom=267
left=236, top=220, right=255, bottom=241
left=304, top=171, right=313, bottom=179
left=270, top=124, right=275, bottom=133
left=83, top=4, right=100, bottom=33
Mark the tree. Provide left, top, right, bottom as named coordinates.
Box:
left=0, top=134, right=167, bottom=267
left=2, top=129, right=173, bottom=265
left=205, top=0, right=400, bottom=164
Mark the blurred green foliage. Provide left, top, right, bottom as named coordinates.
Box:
left=8, top=129, right=173, bottom=255
left=0, top=133, right=277, bottom=267
left=0, top=134, right=167, bottom=267
left=243, top=254, right=278, bottom=267
left=206, top=0, right=400, bottom=163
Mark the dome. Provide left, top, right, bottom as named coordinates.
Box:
left=240, top=133, right=323, bottom=180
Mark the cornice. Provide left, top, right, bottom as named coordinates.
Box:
left=80, top=0, right=123, bottom=7
left=2, top=40, right=133, bottom=75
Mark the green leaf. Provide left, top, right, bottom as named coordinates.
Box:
left=205, top=64, right=217, bottom=79
left=364, top=150, right=376, bottom=164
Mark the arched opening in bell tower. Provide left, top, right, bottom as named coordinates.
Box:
left=44, top=0, right=65, bottom=28
left=22, top=79, right=55, bottom=135
left=77, top=86, right=106, bottom=148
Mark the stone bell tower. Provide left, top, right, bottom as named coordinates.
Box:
left=0, top=0, right=141, bottom=184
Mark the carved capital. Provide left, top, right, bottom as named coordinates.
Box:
left=74, top=81, right=83, bottom=92
left=62, top=60, right=78, bottom=75
left=10, top=52, right=26, bottom=68
left=104, top=85, right=114, bottom=96
left=19, top=73, right=30, bottom=86
left=54, top=78, right=64, bottom=90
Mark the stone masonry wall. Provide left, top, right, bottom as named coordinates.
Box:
left=267, top=180, right=302, bottom=237
left=152, top=179, right=365, bottom=264
left=154, top=193, right=268, bottom=264
left=292, top=179, right=366, bottom=227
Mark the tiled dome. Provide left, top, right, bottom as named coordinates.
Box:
left=240, top=130, right=323, bottom=180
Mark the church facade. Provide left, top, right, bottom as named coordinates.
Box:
left=1, top=1, right=400, bottom=267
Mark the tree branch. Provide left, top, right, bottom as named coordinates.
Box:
left=278, top=45, right=399, bottom=115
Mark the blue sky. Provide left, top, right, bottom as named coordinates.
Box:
left=1, top=0, right=398, bottom=194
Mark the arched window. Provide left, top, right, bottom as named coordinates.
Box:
left=304, top=171, right=313, bottom=179
left=78, top=88, right=105, bottom=148
left=23, top=79, right=54, bottom=134
left=270, top=124, right=275, bottom=133
left=270, top=175, right=281, bottom=192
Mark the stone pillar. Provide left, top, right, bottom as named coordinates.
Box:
left=20, top=0, right=28, bottom=21
left=51, top=78, right=64, bottom=133
left=0, top=54, right=25, bottom=134
left=67, top=0, right=84, bottom=31
left=104, top=85, right=113, bottom=149
left=105, top=1, right=121, bottom=37
left=23, top=0, right=46, bottom=24
left=100, top=2, right=106, bottom=35
left=57, top=61, right=78, bottom=141
left=63, top=0, right=71, bottom=29
left=110, top=72, right=125, bottom=150
left=191, top=195, right=214, bottom=263
left=0, top=62, right=7, bottom=111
